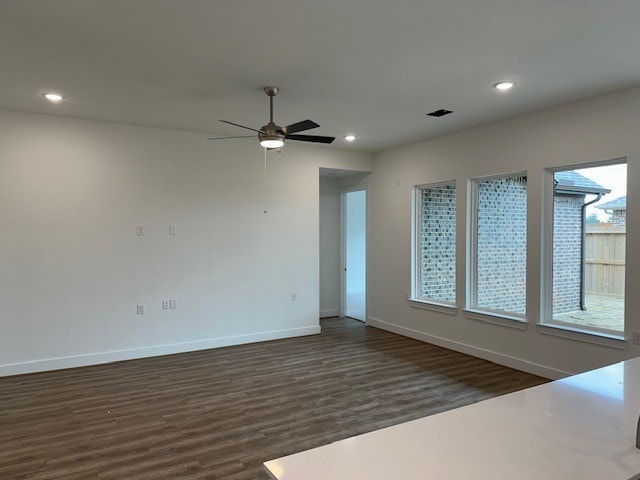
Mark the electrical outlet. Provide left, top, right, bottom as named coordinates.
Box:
left=137, top=225, right=144, bottom=236
left=633, top=331, right=640, bottom=345
left=291, top=293, right=297, bottom=302
left=170, top=299, right=177, bottom=309
left=169, top=225, right=176, bottom=235
left=137, top=304, right=145, bottom=315
left=162, top=300, right=170, bottom=310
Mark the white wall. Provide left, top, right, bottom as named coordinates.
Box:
left=319, top=177, right=340, bottom=317
left=368, top=86, right=640, bottom=378
left=0, top=110, right=372, bottom=376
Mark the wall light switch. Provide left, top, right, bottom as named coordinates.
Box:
left=169, top=225, right=176, bottom=235
left=162, top=300, right=170, bottom=310
left=137, top=304, right=145, bottom=315
left=170, top=299, right=177, bottom=309
left=137, top=225, right=144, bottom=236
left=291, top=293, right=297, bottom=302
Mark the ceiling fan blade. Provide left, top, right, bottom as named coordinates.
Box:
left=286, top=134, right=335, bottom=144
left=279, top=119, right=320, bottom=135
left=207, top=135, right=255, bottom=140
left=219, top=119, right=265, bottom=134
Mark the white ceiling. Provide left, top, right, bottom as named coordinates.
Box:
left=1, top=1, right=639, bottom=152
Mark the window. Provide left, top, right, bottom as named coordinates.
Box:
left=469, top=173, right=527, bottom=318
left=412, top=182, right=456, bottom=305
left=544, top=160, right=626, bottom=336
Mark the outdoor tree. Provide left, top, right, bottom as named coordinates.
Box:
left=586, top=213, right=600, bottom=224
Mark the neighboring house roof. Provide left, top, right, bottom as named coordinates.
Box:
left=597, top=195, right=626, bottom=211
left=554, top=171, right=611, bottom=195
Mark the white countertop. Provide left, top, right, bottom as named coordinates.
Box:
left=264, top=357, right=640, bottom=480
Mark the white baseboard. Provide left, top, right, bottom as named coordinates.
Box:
left=366, top=316, right=571, bottom=380
left=320, top=308, right=339, bottom=318
left=0, top=325, right=321, bottom=378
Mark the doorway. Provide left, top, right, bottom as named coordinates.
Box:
left=342, top=188, right=367, bottom=322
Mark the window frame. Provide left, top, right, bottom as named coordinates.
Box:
left=411, top=180, right=457, bottom=309
left=466, top=171, right=528, bottom=322
left=540, top=157, right=627, bottom=342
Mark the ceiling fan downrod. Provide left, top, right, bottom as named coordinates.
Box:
left=264, top=86, right=278, bottom=124
left=260, top=87, right=284, bottom=148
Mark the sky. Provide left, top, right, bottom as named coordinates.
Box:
left=574, top=163, right=627, bottom=221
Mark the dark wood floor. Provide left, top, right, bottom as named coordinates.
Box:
left=0, top=318, right=546, bottom=480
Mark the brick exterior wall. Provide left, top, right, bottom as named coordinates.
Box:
left=475, top=176, right=527, bottom=315
left=415, top=176, right=593, bottom=315
left=418, top=184, right=456, bottom=302
left=553, top=194, right=583, bottom=315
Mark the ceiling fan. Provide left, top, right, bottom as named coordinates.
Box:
left=208, top=87, right=335, bottom=148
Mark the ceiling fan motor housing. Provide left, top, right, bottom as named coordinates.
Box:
left=259, top=122, right=285, bottom=146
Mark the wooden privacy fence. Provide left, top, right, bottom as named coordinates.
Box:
left=585, top=226, right=626, bottom=297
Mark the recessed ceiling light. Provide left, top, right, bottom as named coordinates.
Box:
left=42, top=92, right=65, bottom=103
left=493, top=81, right=516, bottom=91
left=344, top=135, right=357, bottom=142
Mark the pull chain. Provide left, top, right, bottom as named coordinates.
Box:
left=263, top=147, right=268, bottom=214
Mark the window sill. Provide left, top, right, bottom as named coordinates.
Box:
left=463, top=309, right=528, bottom=330
left=536, top=323, right=626, bottom=350
left=408, top=299, right=457, bottom=315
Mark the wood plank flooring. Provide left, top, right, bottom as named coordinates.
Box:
left=0, top=318, right=546, bottom=479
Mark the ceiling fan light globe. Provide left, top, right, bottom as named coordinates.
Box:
left=259, top=130, right=285, bottom=149
left=260, top=138, right=285, bottom=149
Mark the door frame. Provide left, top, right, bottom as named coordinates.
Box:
left=340, top=184, right=369, bottom=321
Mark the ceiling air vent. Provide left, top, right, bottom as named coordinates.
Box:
left=426, top=109, right=453, bottom=118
